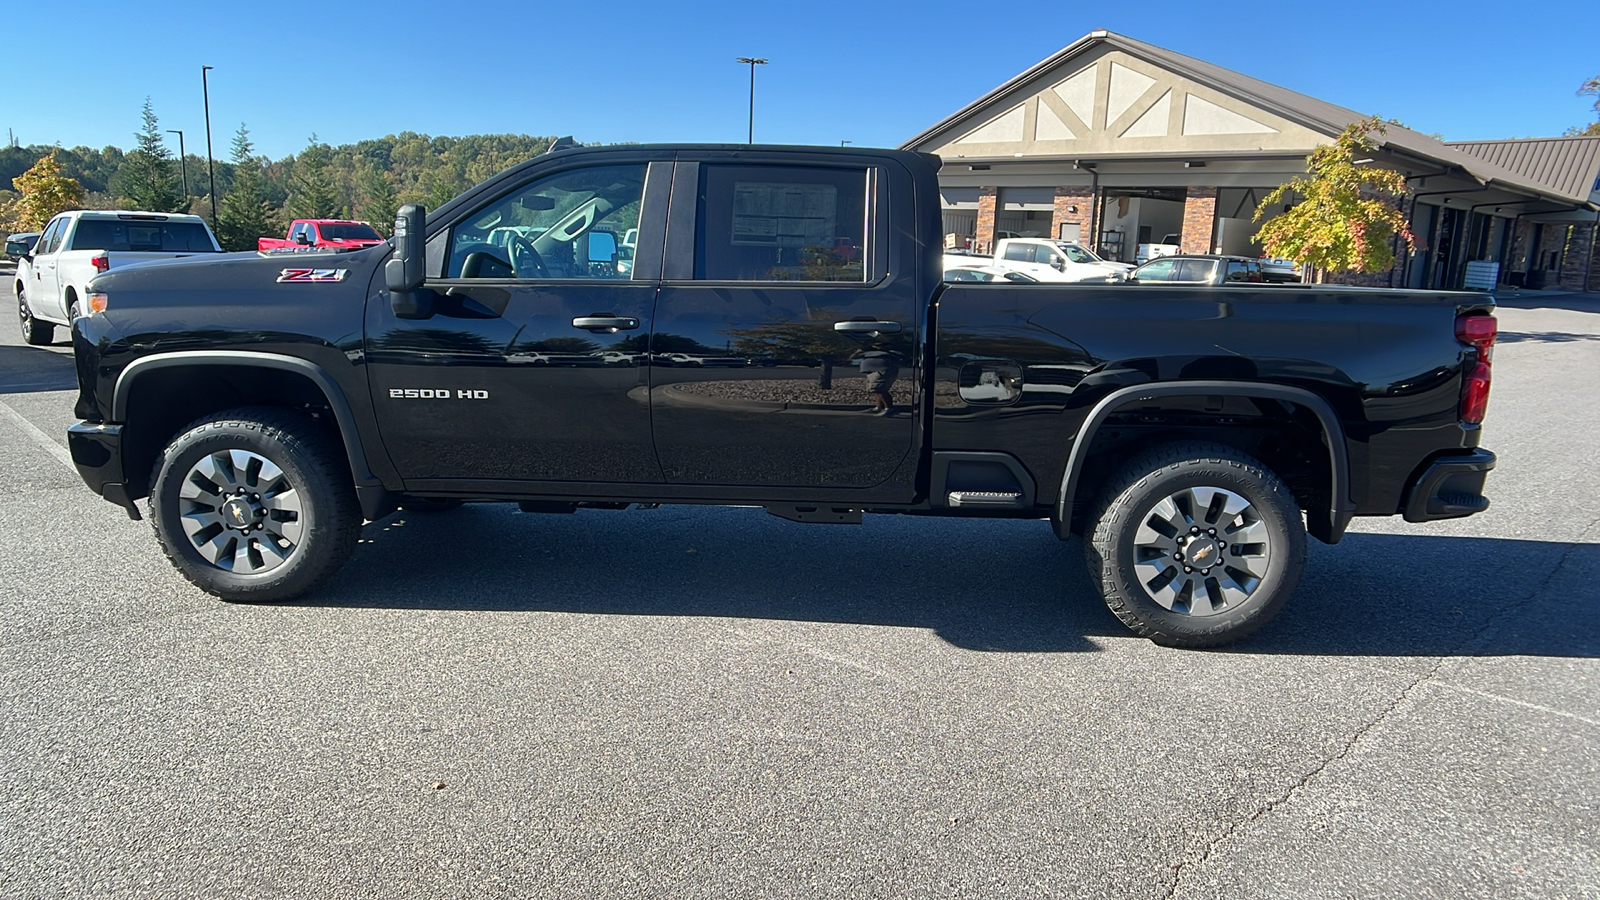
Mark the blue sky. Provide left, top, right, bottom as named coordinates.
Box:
left=6, top=0, right=1597, bottom=160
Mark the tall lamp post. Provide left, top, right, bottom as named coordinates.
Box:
left=201, top=65, right=218, bottom=228
left=735, top=57, right=767, bottom=144
left=165, top=129, right=188, bottom=205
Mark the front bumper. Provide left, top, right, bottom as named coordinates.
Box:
left=1402, top=448, right=1495, bottom=523
left=67, top=421, right=140, bottom=519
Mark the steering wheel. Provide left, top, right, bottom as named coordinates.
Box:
left=507, top=234, right=548, bottom=278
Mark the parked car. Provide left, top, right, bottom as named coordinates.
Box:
left=67, top=143, right=1497, bottom=649
left=14, top=210, right=221, bottom=344
left=1136, top=233, right=1181, bottom=264
left=1258, top=256, right=1302, bottom=283
left=944, top=264, right=1040, bottom=283
left=5, top=232, right=40, bottom=259
left=992, top=238, right=1132, bottom=283
left=1126, top=254, right=1267, bottom=286
left=660, top=352, right=749, bottom=367
left=259, top=220, right=386, bottom=252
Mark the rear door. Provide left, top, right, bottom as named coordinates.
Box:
left=649, top=154, right=922, bottom=500
left=366, top=155, right=670, bottom=488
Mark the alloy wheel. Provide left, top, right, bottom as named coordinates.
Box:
left=177, top=448, right=305, bottom=574
left=1130, top=485, right=1271, bottom=617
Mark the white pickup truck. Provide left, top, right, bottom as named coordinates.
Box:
left=15, top=210, right=221, bottom=344
left=991, top=238, right=1134, bottom=283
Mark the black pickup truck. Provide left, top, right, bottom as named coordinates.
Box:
left=63, top=144, right=1497, bottom=648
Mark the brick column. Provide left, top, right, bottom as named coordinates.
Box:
left=1180, top=186, right=1217, bottom=254
left=974, top=186, right=998, bottom=255
left=1051, top=186, right=1094, bottom=244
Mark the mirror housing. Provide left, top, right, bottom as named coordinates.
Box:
left=587, top=231, right=617, bottom=263
left=293, top=231, right=312, bottom=245
left=385, top=204, right=431, bottom=318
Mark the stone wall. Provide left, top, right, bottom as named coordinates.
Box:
left=974, top=187, right=998, bottom=254
left=1051, top=187, right=1095, bottom=244
left=1180, top=187, right=1217, bottom=254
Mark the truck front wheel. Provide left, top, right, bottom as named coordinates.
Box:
left=1084, top=441, right=1306, bottom=648
left=149, top=408, right=361, bottom=603
left=18, top=291, right=54, bottom=345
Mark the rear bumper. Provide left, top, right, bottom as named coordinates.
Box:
left=67, top=421, right=140, bottom=519
left=1402, top=448, right=1495, bottom=523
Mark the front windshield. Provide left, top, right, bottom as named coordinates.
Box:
left=1055, top=242, right=1101, bottom=264
left=321, top=223, right=382, bottom=241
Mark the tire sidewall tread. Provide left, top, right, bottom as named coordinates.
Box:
left=149, top=407, right=360, bottom=603
left=1085, top=441, right=1306, bottom=649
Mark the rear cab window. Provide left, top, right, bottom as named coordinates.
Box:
left=694, top=164, right=869, bottom=282
left=69, top=218, right=217, bottom=252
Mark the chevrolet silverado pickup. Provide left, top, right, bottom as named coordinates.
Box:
left=64, top=144, right=1497, bottom=648
left=15, top=210, right=221, bottom=344
left=258, top=219, right=386, bottom=252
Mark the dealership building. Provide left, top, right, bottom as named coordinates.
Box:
left=901, top=30, right=1600, bottom=291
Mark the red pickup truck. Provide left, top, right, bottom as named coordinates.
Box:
left=258, top=219, right=386, bottom=252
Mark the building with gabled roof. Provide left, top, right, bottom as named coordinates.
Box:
left=902, top=30, right=1600, bottom=291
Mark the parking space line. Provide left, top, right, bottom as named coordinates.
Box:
left=0, top=397, right=76, bottom=474
left=1422, top=680, right=1599, bottom=727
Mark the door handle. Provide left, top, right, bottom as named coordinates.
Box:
left=573, top=315, right=640, bottom=333
left=833, top=320, right=902, bottom=334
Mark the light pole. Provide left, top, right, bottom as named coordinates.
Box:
left=840, top=140, right=852, bottom=147
left=166, top=129, right=188, bottom=205
left=201, top=65, right=218, bottom=228
left=735, top=57, right=767, bottom=144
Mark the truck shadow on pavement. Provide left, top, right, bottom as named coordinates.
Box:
left=306, top=505, right=1599, bottom=657
left=0, top=345, right=77, bottom=393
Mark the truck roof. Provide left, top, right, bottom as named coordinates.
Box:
left=64, top=210, right=211, bottom=224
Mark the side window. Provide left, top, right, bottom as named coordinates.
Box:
left=449, top=164, right=646, bottom=280
left=289, top=223, right=306, bottom=242
left=695, top=164, right=867, bottom=282
left=39, top=218, right=65, bottom=254
left=1173, top=259, right=1215, bottom=283
left=1033, top=245, right=1058, bottom=265
left=1134, top=258, right=1175, bottom=281
left=1224, top=260, right=1252, bottom=282
left=1002, top=242, right=1033, bottom=262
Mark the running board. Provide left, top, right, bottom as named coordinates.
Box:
left=765, top=505, right=863, bottom=524
left=946, top=491, right=1025, bottom=509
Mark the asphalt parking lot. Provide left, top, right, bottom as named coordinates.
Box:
left=1, top=283, right=1596, bottom=898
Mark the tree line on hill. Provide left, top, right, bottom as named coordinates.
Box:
left=0, top=97, right=566, bottom=249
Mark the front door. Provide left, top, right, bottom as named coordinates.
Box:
left=366, top=160, right=666, bottom=488
left=649, top=157, right=922, bottom=499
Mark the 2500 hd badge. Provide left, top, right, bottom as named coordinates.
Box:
left=389, top=389, right=490, bottom=399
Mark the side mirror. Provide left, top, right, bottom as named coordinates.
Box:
left=1051, top=257, right=1065, bottom=271
left=293, top=232, right=311, bottom=245
left=385, top=204, right=432, bottom=318
left=587, top=231, right=617, bottom=263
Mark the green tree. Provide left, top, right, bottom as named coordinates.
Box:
left=217, top=124, right=279, bottom=251
left=3, top=152, right=86, bottom=231
left=116, top=98, right=184, bottom=212
left=355, top=160, right=397, bottom=233
left=1568, top=75, right=1600, bottom=136
left=287, top=135, right=339, bottom=219
left=1254, top=116, right=1415, bottom=277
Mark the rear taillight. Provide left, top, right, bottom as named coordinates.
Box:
left=1456, top=313, right=1496, bottom=425
left=90, top=253, right=109, bottom=274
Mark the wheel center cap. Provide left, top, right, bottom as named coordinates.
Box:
left=1186, top=536, right=1223, bottom=568
left=222, top=497, right=260, bottom=530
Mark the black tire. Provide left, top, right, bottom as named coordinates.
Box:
left=18, top=291, right=54, bottom=345
left=1084, top=441, right=1306, bottom=648
left=399, top=497, right=465, bottom=513
left=149, top=407, right=361, bottom=603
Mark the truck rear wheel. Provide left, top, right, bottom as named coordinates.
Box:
left=18, top=291, right=54, bottom=345
left=1084, top=441, right=1305, bottom=648
left=149, top=407, right=360, bottom=603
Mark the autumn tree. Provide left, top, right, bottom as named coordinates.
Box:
left=287, top=135, right=340, bottom=219
left=1254, top=116, right=1415, bottom=277
left=3, top=152, right=86, bottom=231
left=116, top=98, right=184, bottom=212
left=217, top=124, right=279, bottom=251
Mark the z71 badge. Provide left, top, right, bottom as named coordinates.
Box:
left=277, top=268, right=349, bottom=283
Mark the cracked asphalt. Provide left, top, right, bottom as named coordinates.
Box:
left=1, top=282, right=1596, bottom=898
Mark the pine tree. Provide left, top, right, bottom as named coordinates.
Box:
left=116, top=98, right=183, bottom=212
left=217, top=124, right=279, bottom=251
left=287, top=136, right=339, bottom=219
left=355, top=161, right=397, bottom=234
